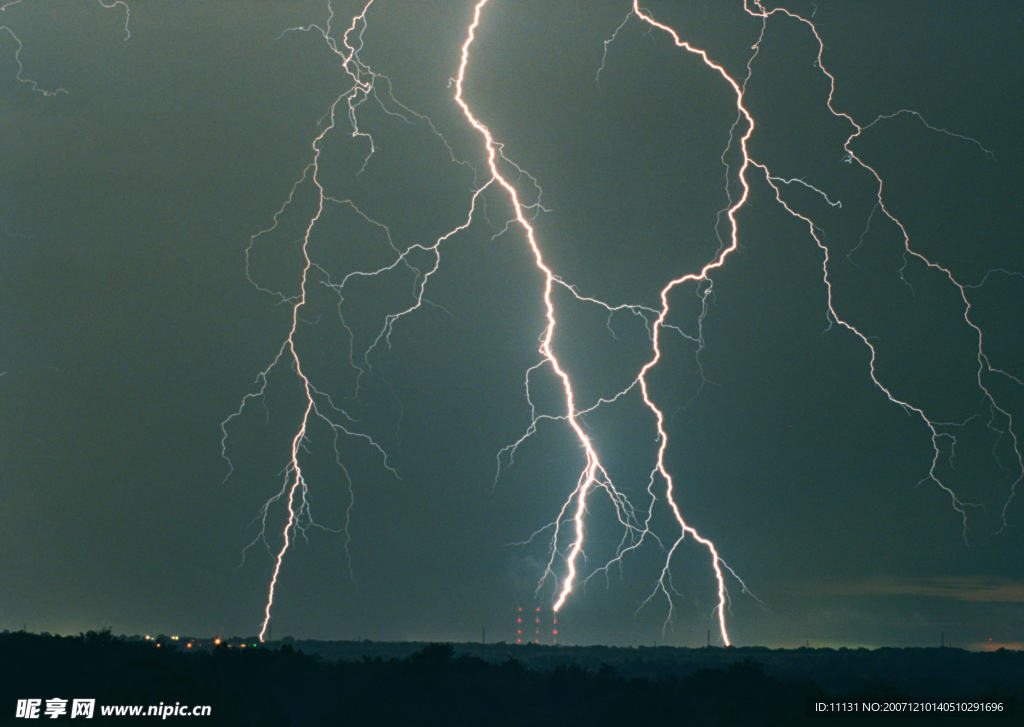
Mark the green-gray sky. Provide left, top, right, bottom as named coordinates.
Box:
left=1, top=0, right=1021, bottom=649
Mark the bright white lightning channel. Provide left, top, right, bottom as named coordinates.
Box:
left=224, top=0, right=1019, bottom=645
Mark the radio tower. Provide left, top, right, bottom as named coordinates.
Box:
left=514, top=605, right=559, bottom=644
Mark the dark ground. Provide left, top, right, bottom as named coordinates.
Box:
left=0, top=631, right=1019, bottom=725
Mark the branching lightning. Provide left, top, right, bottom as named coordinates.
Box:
left=216, top=0, right=1021, bottom=646
left=2, top=0, right=1014, bottom=648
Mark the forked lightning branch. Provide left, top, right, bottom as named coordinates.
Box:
left=168, top=1, right=1016, bottom=643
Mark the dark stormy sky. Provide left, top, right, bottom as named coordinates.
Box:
left=1, top=0, right=1021, bottom=649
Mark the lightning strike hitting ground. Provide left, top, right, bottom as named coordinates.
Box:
left=1, top=0, right=1017, bottom=649
left=212, top=0, right=1021, bottom=645
left=222, top=0, right=418, bottom=642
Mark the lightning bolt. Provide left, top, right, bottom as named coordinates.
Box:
left=463, top=0, right=754, bottom=643
left=223, top=0, right=484, bottom=642
left=734, top=4, right=1022, bottom=538
left=223, top=0, right=1020, bottom=646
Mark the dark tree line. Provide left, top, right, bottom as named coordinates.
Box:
left=0, top=631, right=1019, bottom=726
